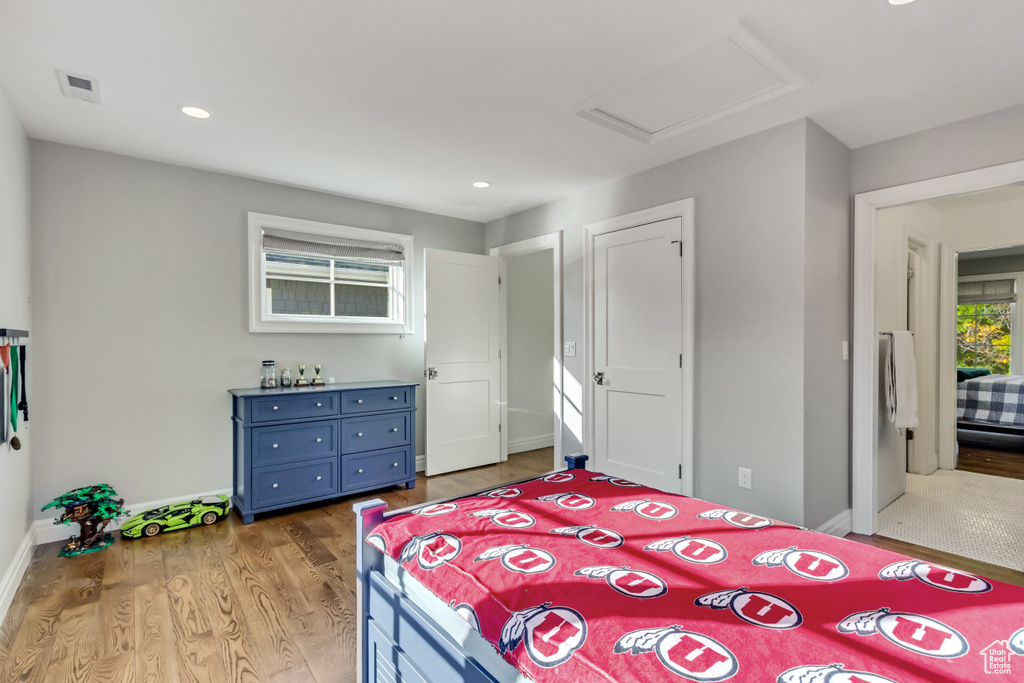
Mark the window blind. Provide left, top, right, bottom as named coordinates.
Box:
left=262, top=227, right=405, bottom=262
left=957, top=278, right=1017, bottom=304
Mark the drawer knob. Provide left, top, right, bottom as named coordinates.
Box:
left=358, top=468, right=364, bottom=474
left=272, top=483, right=279, bottom=488
left=316, top=475, right=322, bottom=481
left=316, top=437, right=322, bottom=443
left=392, top=396, right=399, bottom=400
left=393, top=462, right=398, bottom=467
left=273, top=444, right=279, bottom=449
left=357, top=432, right=363, bottom=437
left=316, top=402, right=322, bottom=407
left=357, top=399, right=363, bottom=404
left=273, top=406, right=279, bottom=411
left=392, top=427, right=398, bottom=432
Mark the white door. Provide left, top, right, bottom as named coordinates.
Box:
left=425, top=249, right=501, bottom=476
left=593, top=218, right=683, bottom=492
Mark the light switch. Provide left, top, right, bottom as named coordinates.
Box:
left=565, top=342, right=576, bottom=357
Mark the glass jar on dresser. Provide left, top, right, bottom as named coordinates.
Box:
left=229, top=381, right=417, bottom=523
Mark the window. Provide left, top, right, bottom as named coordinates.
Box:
left=956, top=275, right=1018, bottom=374
left=248, top=213, right=413, bottom=334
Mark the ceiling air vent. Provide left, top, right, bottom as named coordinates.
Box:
left=56, top=69, right=101, bottom=104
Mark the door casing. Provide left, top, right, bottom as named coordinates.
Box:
left=852, top=157, right=1024, bottom=535
left=583, top=198, right=696, bottom=495
left=490, top=233, right=564, bottom=471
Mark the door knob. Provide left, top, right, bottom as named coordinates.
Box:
left=593, top=371, right=605, bottom=385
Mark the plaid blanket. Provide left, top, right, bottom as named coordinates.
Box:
left=957, top=374, right=1024, bottom=426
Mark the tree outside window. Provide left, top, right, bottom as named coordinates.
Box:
left=957, top=302, right=1011, bottom=374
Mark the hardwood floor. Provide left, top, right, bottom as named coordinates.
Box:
left=844, top=533, right=1024, bottom=588
left=0, top=448, right=555, bottom=683
left=956, top=444, right=1024, bottom=480
left=3, top=445, right=1022, bottom=682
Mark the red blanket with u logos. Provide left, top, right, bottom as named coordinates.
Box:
left=367, top=470, right=1024, bottom=683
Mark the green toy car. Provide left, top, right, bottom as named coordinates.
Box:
left=120, top=495, right=229, bottom=538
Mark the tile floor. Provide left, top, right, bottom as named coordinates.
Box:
left=877, top=469, right=1024, bottom=571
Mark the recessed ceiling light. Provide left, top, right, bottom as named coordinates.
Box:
left=472, top=181, right=491, bottom=188
left=180, top=106, right=211, bottom=119
left=888, top=0, right=917, bottom=5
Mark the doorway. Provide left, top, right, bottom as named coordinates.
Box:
left=490, top=233, right=564, bottom=471
left=853, top=160, right=1024, bottom=537
left=584, top=199, right=695, bottom=494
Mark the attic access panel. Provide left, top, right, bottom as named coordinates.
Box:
left=576, top=27, right=805, bottom=145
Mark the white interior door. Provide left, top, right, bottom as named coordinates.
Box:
left=593, top=218, right=683, bottom=492
left=425, top=249, right=501, bottom=476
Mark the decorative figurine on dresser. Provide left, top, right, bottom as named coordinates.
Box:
left=229, top=381, right=417, bottom=523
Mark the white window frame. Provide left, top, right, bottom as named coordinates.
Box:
left=248, top=212, right=414, bottom=334
left=957, top=270, right=1024, bottom=375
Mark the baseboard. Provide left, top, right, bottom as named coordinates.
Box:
left=815, top=508, right=852, bottom=537
left=0, top=529, right=34, bottom=628
left=33, top=487, right=233, bottom=546
left=508, top=434, right=554, bottom=454
left=416, top=454, right=425, bottom=473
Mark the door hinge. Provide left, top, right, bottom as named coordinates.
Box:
left=671, top=239, right=682, bottom=257
left=498, top=275, right=501, bottom=286
left=678, top=464, right=682, bottom=479
left=498, top=423, right=501, bottom=433
left=679, top=354, right=682, bottom=368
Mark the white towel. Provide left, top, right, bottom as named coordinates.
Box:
left=885, top=331, right=919, bottom=432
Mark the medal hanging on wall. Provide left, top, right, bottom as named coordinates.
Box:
left=9, top=348, right=20, bottom=450
left=0, top=344, right=7, bottom=445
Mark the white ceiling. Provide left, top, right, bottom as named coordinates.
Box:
left=3, top=1, right=1024, bottom=223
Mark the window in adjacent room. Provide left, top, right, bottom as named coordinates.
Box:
left=248, top=213, right=414, bottom=334
left=956, top=275, right=1018, bottom=374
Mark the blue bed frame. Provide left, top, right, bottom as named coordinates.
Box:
left=353, top=454, right=590, bottom=683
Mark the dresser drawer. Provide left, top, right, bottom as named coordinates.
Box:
left=342, top=446, right=412, bottom=492
left=342, top=387, right=412, bottom=414
left=251, top=392, right=340, bottom=423
left=252, top=420, right=338, bottom=467
left=342, top=412, right=411, bottom=454
left=252, top=458, right=338, bottom=509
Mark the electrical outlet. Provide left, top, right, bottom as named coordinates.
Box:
left=738, top=467, right=752, bottom=490
left=565, top=341, right=576, bottom=357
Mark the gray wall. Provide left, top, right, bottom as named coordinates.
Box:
left=30, top=141, right=483, bottom=517
left=852, top=103, right=1024, bottom=196
left=488, top=120, right=815, bottom=524
left=0, top=86, right=32, bottom=582
left=506, top=249, right=554, bottom=451
left=959, top=254, right=1024, bottom=277
left=802, top=121, right=852, bottom=529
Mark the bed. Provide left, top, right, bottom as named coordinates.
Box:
left=355, top=455, right=1024, bottom=683
left=957, top=373, right=1024, bottom=448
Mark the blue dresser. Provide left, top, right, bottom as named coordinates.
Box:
left=230, top=381, right=418, bottom=523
